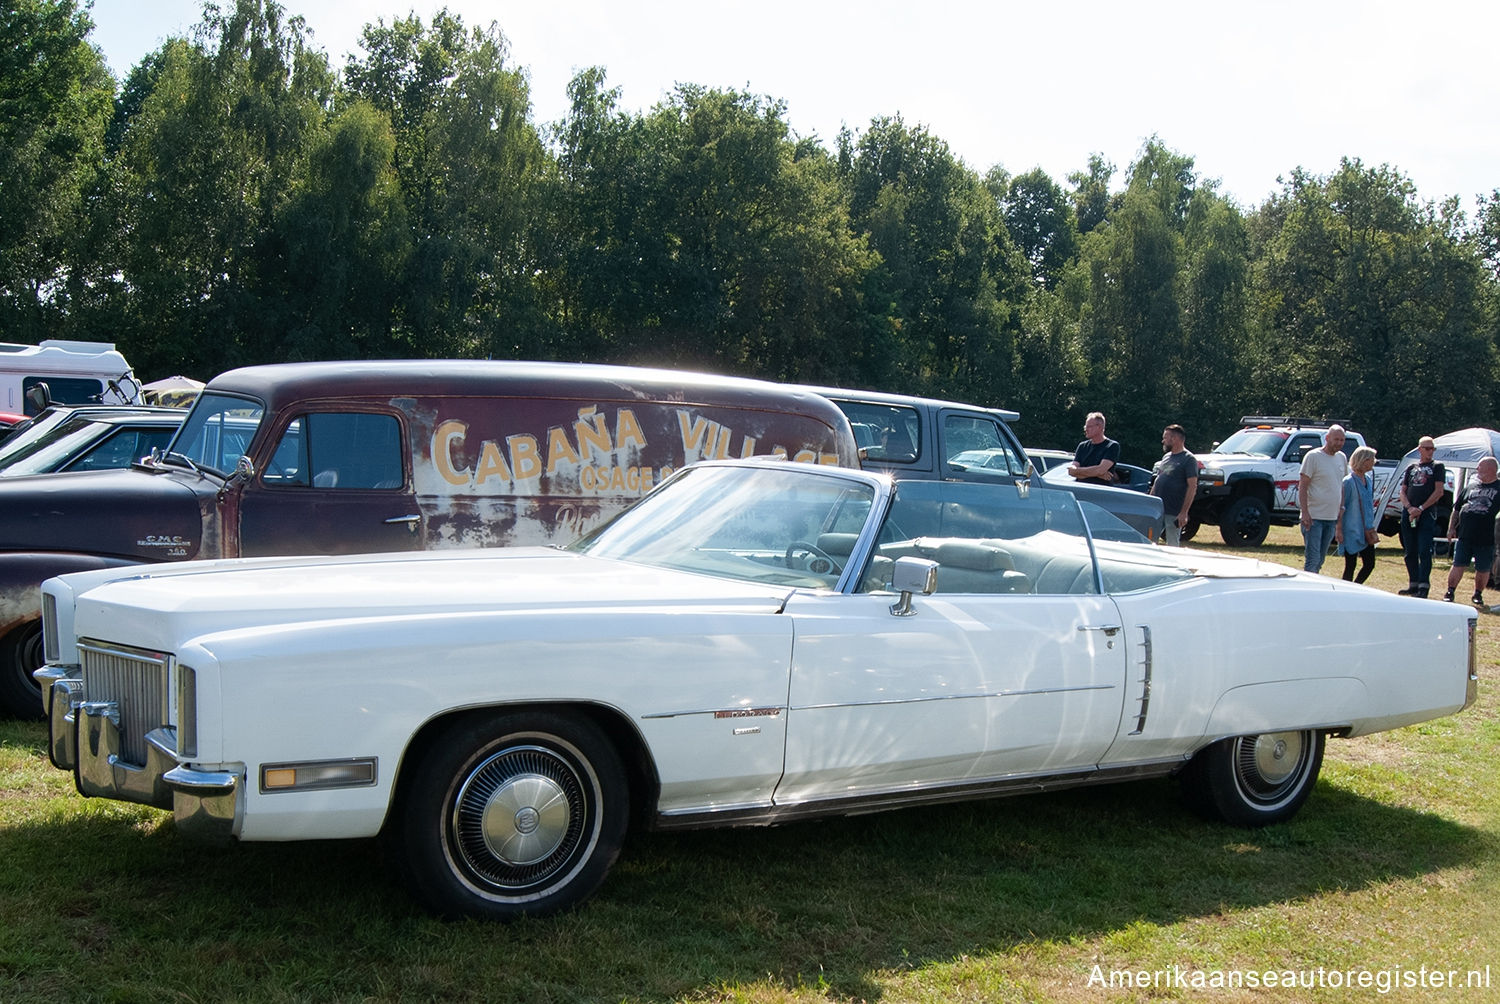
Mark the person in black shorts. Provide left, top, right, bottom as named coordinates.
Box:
left=1443, top=456, right=1500, bottom=604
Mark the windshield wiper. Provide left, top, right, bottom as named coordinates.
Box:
left=147, top=449, right=226, bottom=481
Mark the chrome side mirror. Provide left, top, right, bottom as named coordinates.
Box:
left=889, top=557, right=938, bottom=617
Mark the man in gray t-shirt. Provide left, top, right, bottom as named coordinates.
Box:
left=1299, top=425, right=1348, bottom=573
left=1151, top=424, right=1198, bottom=546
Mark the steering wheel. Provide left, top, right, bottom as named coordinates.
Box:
left=784, top=540, right=842, bottom=575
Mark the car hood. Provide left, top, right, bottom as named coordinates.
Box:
left=0, top=468, right=207, bottom=560
left=1196, top=451, right=1277, bottom=469
left=63, top=548, right=797, bottom=652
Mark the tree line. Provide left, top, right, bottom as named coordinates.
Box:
left=5, top=0, right=1499, bottom=463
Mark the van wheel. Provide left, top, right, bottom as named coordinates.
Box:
left=1218, top=496, right=1270, bottom=547
left=0, top=622, right=44, bottom=719
left=394, top=711, right=627, bottom=919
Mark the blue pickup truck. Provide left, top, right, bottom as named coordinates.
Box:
left=794, top=386, right=1162, bottom=541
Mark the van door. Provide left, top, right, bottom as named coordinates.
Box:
left=237, top=411, right=423, bottom=556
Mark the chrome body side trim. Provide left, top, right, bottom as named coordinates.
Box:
left=652, top=758, right=1184, bottom=830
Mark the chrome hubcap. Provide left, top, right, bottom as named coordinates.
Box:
left=1233, top=730, right=1310, bottom=805
left=479, top=773, right=570, bottom=865
left=452, top=744, right=587, bottom=890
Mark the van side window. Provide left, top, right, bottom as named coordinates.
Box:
left=944, top=414, right=1024, bottom=475
left=837, top=402, right=922, bottom=463
left=21, top=376, right=105, bottom=412
left=264, top=413, right=404, bottom=490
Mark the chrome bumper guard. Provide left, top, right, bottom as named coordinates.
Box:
left=35, top=664, right=240, bottom=841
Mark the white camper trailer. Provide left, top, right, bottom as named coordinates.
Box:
left=0, top=341, right=142, bottom=414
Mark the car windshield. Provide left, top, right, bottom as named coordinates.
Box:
left=167, top=392, right=265, bottom=475
left=574, top=462, right=1190, bottom=595
left=0, top=418, right=118, bottom=476
left=0, top=408, right=73, bottom=467
left=1215, top=429, right=1287, bottom=457
left=574, top=464, right=878, bottom=588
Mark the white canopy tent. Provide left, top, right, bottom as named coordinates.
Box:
left=1378, top=427, right=1500, bottom=512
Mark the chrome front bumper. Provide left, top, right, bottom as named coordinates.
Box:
left=37, top=665, right=240, bottom=841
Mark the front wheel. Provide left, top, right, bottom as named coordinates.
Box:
left=1218, top=495, right=1270, bottom=547
left=1180, top=729, right=1325, bottom=826
left=394, top=711, right=628, bottom=919
left=0, top=622, right=45, bottom=719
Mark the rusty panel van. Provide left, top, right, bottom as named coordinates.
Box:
left=0, top=360, right=856, bottom=716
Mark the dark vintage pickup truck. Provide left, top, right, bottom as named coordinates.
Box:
left=0, top=360, right=857, bottom=716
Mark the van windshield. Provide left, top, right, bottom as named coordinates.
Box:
left=167, top=393, right=265, bottom=475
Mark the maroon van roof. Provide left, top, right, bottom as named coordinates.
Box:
left=205, top=358, right=853, bottom=431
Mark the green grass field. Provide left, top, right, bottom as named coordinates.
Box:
left=1, top=526, right=1495, bottom=1002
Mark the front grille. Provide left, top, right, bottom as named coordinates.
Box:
left=79, top=640, right=172, bottom=767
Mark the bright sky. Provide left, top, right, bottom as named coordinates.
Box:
left=87, top=0, right=1499, bottom=212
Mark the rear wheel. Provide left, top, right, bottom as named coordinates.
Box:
left=1218, top=495, right=1270, bottom=547
left=394, top=711, right=627, bottom=919
left=1180, top=729, right=1325, bottom=826
left=0, top=622, right=44, bottom=719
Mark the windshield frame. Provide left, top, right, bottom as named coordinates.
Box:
left=163, top=390, right=267, bottom=476
left=568, top=459, right=1164, bottom=596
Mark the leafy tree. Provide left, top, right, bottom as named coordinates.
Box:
left=1176, top=187, right=1251, bottom=442
left=274, top=100, right=408, bottom=359
left=551, top=73, right=879, bottom=382
left=0, top=0, right=113, bottom=340
left=1068, top=153, right=1116, bottom=237
left=843, top=115, right=1029, bottom=405
left=1475, top=188, right=1500, bottom=281
left=344, top=10, right=546, bottom=358
left=1002, top=167, right=1079, bottom=289
left=1249, top=159, right=1497, bottom=451
left=108, top=0, right=334, bottom=377
left=1072, top=141, right=1193, bottom=458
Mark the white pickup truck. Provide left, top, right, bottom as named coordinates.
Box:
left=1185, top=417, right=1393, bottom=547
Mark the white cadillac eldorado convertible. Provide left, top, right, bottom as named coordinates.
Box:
left=36, top=459, right=1478, bottom=918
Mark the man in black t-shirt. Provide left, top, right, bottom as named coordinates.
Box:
left=1068, top=412, right=1121, bottom=486
left=1397, top=436, right=1446, bottom=597
left=1443, top=456, right=1500, bottom=604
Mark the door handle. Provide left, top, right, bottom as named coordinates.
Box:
left=1077, top=624, right=1121, bottom=636
left=384, top=514, right=421, bottom=531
